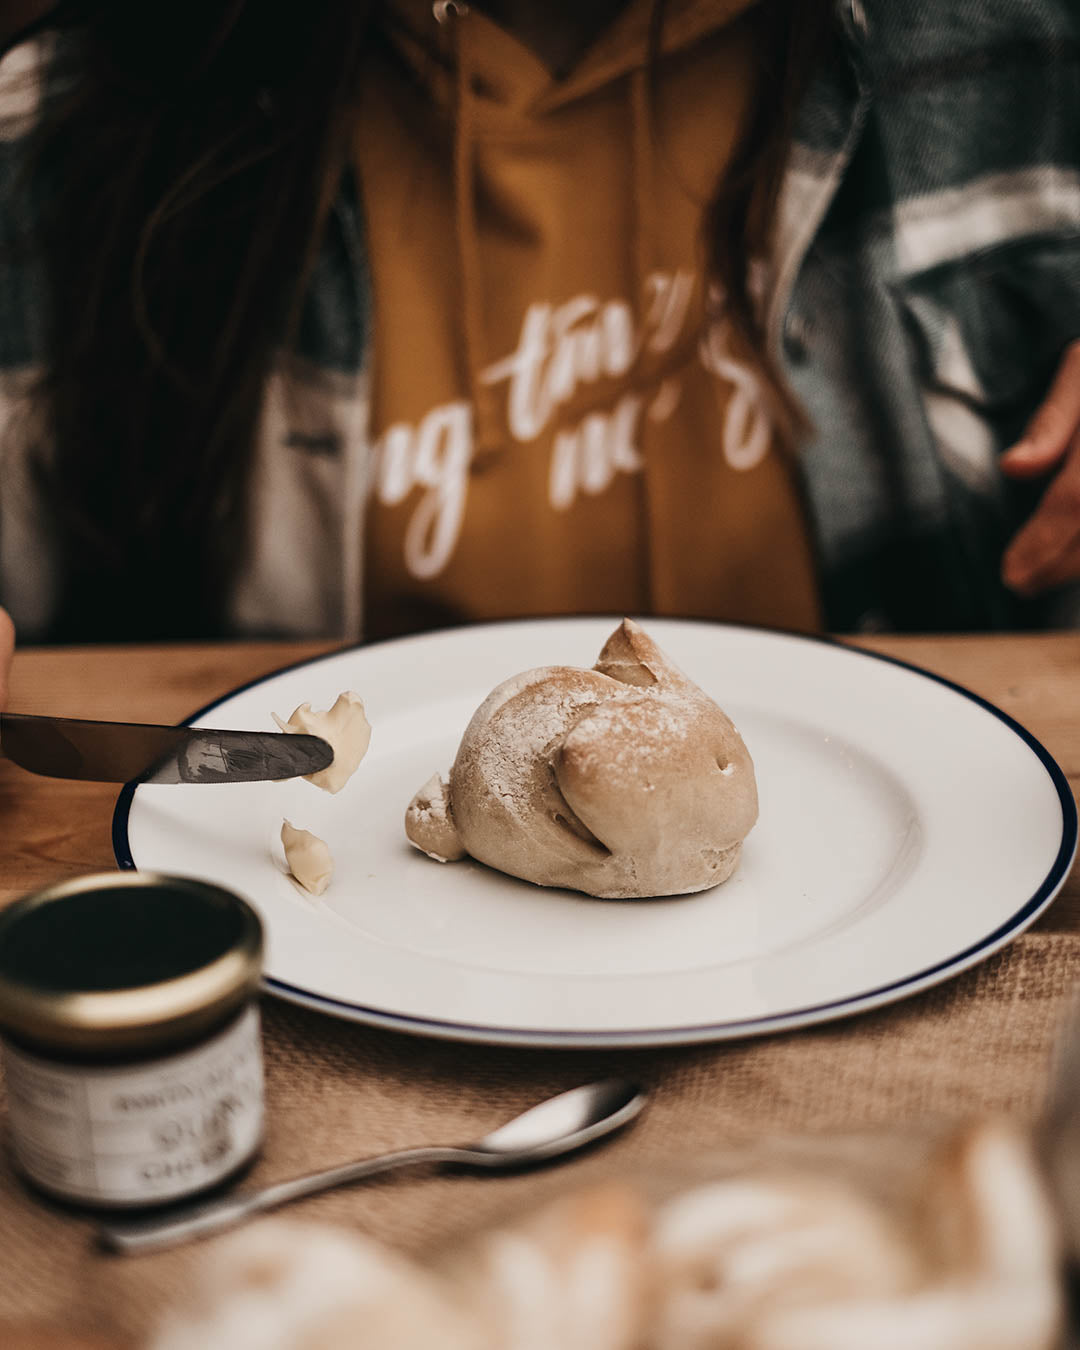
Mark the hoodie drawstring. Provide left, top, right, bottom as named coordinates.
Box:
left=630, top=63, right=658, bottom=612
left=630, top=65, right=654, bottom=331
left=444, top=4, right=503, bottom=468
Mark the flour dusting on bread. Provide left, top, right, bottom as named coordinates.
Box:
left=404, top=773, right=466, bottom=862
left=406, top=620, right=758, bottom=898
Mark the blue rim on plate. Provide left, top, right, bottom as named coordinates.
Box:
left=112, top=625, right=1078, bottom=1047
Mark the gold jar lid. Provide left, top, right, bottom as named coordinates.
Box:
left=0, top=872, right=263, bottom=1056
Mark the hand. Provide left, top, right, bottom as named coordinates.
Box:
left=0, top=606, right=11, bottom=710
left=1001, top=339, right=1080, bottom=595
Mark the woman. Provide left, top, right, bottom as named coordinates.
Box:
left=0, top=0, right=1078, bottom=660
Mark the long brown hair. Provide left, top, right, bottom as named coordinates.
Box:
left=25, top=0, right=832, bottom=642
left=697, top=0, right=835, bottom=441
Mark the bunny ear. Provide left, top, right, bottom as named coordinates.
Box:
left=593, top=618, right=674, bottom=687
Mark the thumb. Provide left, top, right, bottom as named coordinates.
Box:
left=0, top=607, right=14, bottom=711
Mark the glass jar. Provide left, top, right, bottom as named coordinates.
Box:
left=0, top=871, right=265, bottom=1209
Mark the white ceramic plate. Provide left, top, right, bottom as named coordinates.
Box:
left=114, top=618, right=1076, bottom=1047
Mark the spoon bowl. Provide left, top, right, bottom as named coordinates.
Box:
left=468, top=1078, right=646, bottom=1162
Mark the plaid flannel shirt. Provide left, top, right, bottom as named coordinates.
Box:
left=1, top=0, right=1079, bottom=639
left=783, top=0, right=1080, bottom=631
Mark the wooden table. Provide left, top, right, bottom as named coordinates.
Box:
left=1, top=633, right=1079, bottom=1350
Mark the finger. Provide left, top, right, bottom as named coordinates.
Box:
left=0, top=606, right=12, bottom=710
left=1001, top=338, right=1080, bottom=478
left=1002, top=450, right=1080, bottom=593
left=1004, top=536, right=1080, bottom=596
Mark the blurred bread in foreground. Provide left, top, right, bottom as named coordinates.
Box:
left=150, top=1118, right=1062, bottom=1350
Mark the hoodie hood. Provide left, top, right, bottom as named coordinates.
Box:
left=385, top=0, right=763, bottom=111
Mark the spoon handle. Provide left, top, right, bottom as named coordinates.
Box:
left=96, top=1144, right=464, bottom=1256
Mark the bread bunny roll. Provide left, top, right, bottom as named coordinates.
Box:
left=406, top=619, right=757, bottom=899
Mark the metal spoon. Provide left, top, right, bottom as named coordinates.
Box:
left=96, top=1078, right=647, bottom=1255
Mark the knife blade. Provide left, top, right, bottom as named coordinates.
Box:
left=0, top=713, right=334, bottom=785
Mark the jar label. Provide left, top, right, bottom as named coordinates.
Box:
left=3, top=1005, right=264, bottom=1206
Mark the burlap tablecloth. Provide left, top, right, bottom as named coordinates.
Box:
left=1, top=929, right=1077, bottom=1347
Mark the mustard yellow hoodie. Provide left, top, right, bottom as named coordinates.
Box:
left=355, top=0, right=820, bottom=639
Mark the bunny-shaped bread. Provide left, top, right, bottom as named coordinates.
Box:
left=405, top=619, right=757, bottom=898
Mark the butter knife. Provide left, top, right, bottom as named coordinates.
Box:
left=0, top=713, right=333, bottom=785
